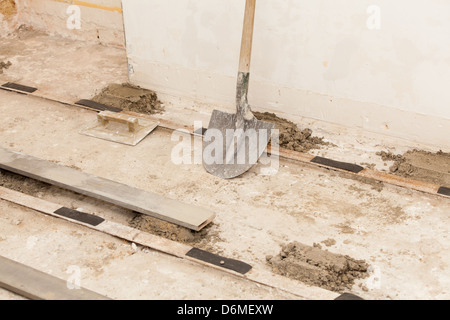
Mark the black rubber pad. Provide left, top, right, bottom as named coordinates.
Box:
left=335, top=293, right=364, bottom=300
left=311, top=156, right=364, bottom=173
left=54, top=207, right=105, bottom=227
left=186, top=248, right=252, bottom=275
left=1, top=82, right=38, bottom=93
left=193, top=127, right=207, bottom=136
left=438, top=187, right=450, bottom=196
left=75, top=99, right=122, bottom=113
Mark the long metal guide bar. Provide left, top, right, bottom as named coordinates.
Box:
left=0, top=147, right=215, bottom=231
left=0, top=255, right=110, bottom=300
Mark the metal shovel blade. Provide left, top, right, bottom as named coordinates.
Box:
left=202, top=0, right=272, bottom=179
left=202, top=109, right=275, bottom=179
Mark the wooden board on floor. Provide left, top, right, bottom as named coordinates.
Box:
left=0, top=256, right=110, bottom=300
left=0, top=86, right=447, bottom=200
left=0, top=147, right=215, bottom=231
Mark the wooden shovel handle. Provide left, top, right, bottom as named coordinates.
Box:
left=238, top=0, right=256, bottom=74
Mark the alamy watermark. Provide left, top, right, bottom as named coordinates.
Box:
left=66, top=5, right=81, bottom=30
left=367, top=5, right=381, bottom=30
left=365, top=265, right=382, bottom=290
left=66, top=265, right=81, bottom=290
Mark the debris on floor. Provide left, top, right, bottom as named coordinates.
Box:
left=377, top=149, right=450, bottom=187
left=91, top=83, right=165, bottom=115
left=254, top=112, right=329, bottom=152
left=0, top=169, right=51, bottom=196
left=266, top=242, right=369, bottom=292
left=0, top=61, right=12, bottom=74
left=321, top=238, right=337, bottom=247
left=129, top=214, right=223, bottom=251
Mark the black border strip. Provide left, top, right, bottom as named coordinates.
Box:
left=1, top=82, right=38, bottom=93
left=311, top=156, right=364, bottom=173
left=75, top=99, right=122, bottom=113
left=53, top=207, right=105, bottom=227
left=438, top=187, right=450, bottom=196
left=186, top=248, right=252, bottom=275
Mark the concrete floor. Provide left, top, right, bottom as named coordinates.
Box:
left=0, top=31, right=449, bottom=300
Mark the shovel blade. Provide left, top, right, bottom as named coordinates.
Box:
left=202, top=110, right=275, bottom=179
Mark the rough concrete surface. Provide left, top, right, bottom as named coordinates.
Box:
left=0, top=31, right=449, bottom=300
left=0, top=28, right=128, bottom=101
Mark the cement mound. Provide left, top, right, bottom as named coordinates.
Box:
left=377, top=149, right=450, bottom=187
left=253, top=112, right=328, bottom=152
left=92, top=83, right=165, bottom=115
left=266, top=242, right=368, bottom=292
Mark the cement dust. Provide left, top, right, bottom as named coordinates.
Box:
left=266, top=242, right=368, bottom=293
left=253, top=112, right=329, bottom=152
left=378, top=149, right=450, bottom=187
left=345, top=174, right=384, bottom=192
left=92, top=83, right=165, bottom=115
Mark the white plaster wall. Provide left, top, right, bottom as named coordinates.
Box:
left=13, top=0, right=125, bottom=46
left=123, top=0, right=450, bottom=148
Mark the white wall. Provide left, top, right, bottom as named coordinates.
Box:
left=123, top=0, right=450, bottom=148
left=2, top=0, right=125, bottom=47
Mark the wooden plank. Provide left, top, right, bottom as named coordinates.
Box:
left=271, top=146, right=447, bottom=198
left=0, top=256, right=110, bottom=300
left=98, top=221, right=192, bottom=258
left=359, top=168, right=440, bottom=194
left=0, top=186, right=192, bottom=259
left=0, top=147, right=215, bottom=231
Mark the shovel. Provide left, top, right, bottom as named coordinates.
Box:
left=203, top=0, right=275, bottom=179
